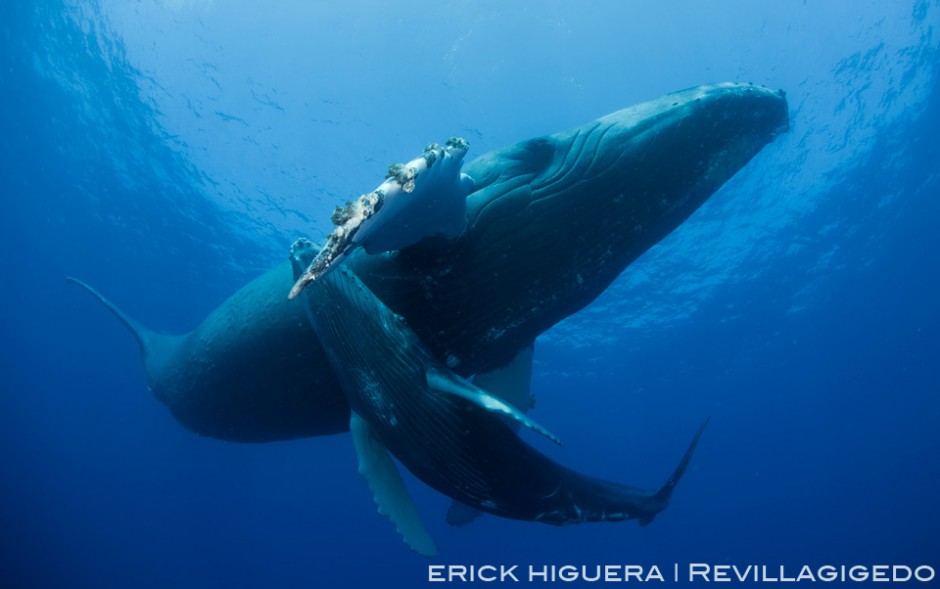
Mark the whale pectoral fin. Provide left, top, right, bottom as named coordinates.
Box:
left=349, top=412, right=438, bottom=557
left=290, top=138, right=471, bottom=298
left=426, top=366, right=561, bottom=446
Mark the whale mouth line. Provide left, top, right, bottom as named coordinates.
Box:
left=773, top=121, right=791, bottom=137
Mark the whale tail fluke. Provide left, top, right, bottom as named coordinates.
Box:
left=638, top=417, right=711, bottom=526
left=65, top=276, right=157, bottom=356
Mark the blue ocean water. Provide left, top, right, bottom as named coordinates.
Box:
left=2, top=1, right=938, bottom=587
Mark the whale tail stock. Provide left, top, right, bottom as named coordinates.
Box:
left=65, top=276, right=158, bottom=357
left=637, top=416, right=711, bottom=526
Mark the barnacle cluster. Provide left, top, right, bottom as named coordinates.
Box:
left=385, top=163, right=419, bottom=193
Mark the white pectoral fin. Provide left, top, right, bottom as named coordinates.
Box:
left=427, top=366, right=561, bottom=446
left=349, top=412, right=438, bottom=557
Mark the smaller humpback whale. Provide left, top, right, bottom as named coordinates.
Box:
left=295, top=250, right=709, bottom=555
left=289, top=137, right=473, bottom=297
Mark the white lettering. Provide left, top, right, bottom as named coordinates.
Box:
left=581, top=566, right=601, bottom=582
left=559, top=565, right=579, bottom=582
left=818, top=565, right=838, bottom=581
left=428, top=565, right=445, bottom=582
left=450, top=565, right=467, bottom=582
left=713, top=564, right=731, bottom=582
left=434, top=562, right=936, bottom=584
left=796, top=565, right=816, bottom=582
left=647, top=565, right=666, bottom=582
left=689, top=563, right=711, bottom=582
left=849, top=565, right=869, bottom=582
left=915, top=566, right=935, bottom=582
left=477, top=565, right=496, bottom=582
left=529, top=565, right=548, bottom=582
left=734, top=565, right=754, bottom=582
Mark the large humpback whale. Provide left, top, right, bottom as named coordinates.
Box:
left=70, top=83, right=788, bottom=447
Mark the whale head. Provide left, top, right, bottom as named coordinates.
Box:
left=354, top=82, right=790, bottom=374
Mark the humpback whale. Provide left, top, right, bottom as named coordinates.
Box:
left=298, top=252, right=711, bottom=555
left=69, top=83, right=789, bottom=445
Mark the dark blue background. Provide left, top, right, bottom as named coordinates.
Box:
left=2, top=1, right=938, bottom=587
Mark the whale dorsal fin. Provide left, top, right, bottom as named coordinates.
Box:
left=426, top=365, right=560, bottom=446
left=349, top=411, right=438, bottom=557
left=473, top=344, right=535, bottom=415
left=446, top=500, right=484, bottom=526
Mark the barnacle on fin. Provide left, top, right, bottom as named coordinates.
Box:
left=445, top=136, right=469, bottom=151
left=385, top=162, right=419, bottom=190
left=331, top=201, right=356, bottom=226
left=386, top=162, right=405, bottom=180
left=422, top=143, right=441, bottom=166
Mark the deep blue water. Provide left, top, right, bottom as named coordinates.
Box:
left=2, top=1, right=938, bottom=588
